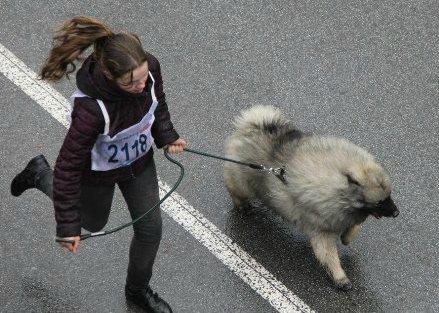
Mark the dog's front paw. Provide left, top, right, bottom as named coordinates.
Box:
left=334, top=277, right=352, bottom=291
left=341, top=225, right=360, bottom=246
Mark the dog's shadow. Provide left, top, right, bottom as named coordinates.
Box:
left=226, top=201, right=386, bottom=312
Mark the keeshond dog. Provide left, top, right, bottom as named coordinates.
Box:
left=223, top=105, right=399, bottom=290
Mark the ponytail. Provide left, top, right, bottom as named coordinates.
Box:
left=40, top=16, right=114, bottom=81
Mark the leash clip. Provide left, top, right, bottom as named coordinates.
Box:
left=260, top=165, right=287, bottom=184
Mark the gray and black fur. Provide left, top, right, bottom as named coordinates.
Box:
left=223, top=105, right=399, bottom=290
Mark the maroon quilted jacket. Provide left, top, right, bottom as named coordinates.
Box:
left=53, top=53, right=179, bottom=237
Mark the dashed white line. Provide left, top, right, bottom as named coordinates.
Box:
left=0, top=42, right=313, bottom=313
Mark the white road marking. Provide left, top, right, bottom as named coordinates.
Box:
left=0, top=42, right=313, bottom=313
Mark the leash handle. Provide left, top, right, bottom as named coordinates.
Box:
left=55, top=232, right=104, bottom=245
left=55, top=238, right=76, bottom=244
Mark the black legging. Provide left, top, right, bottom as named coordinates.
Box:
left=36, top=160, right=162, bottom=291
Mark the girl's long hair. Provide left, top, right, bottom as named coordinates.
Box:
left=40, top=16, right=147, bottom=82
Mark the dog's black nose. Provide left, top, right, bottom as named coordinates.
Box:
left=392, top=210, right=400, bottom=218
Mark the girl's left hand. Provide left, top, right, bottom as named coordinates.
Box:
left=164, top=138, right=187, bottom=154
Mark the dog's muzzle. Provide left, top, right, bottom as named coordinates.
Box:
left=366, top=196, right=399, bottom=218
left=377, top=196, right=399, bottom=218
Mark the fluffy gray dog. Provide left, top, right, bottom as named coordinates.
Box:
left=223, top=105, right=399, bottom=290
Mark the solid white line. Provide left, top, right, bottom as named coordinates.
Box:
left=0, top=44, right=71, bottom=127
left=0, top=42, right=313, bottom=313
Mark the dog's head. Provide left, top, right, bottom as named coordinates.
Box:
left=344, top=164, right=399, bottom=219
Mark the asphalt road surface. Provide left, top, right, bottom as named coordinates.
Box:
left=1, top=1, right=438, bottom=312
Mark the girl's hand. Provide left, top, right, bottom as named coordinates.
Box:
left=57, top=236, right=80, bottom=253
left=164, top=138, right=187, bottom=154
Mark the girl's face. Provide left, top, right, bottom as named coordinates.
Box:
left=116, top=62, right=149, bottom=94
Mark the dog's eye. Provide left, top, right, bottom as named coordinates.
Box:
left=346, top=174, right=361, bottom=186
left=377, top=196, right=391, bottom=206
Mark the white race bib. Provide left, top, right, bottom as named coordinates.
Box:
left=90, top=103, right=157, bottom=171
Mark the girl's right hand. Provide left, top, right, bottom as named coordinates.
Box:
left=57, top=236, right=80, bottom=253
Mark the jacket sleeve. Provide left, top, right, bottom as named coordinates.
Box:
left=53, top=98, right=104, bottom=237
left=149, top=55, right=180, bottom=148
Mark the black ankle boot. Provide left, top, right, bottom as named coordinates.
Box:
left=11, top=155, right=51, bottom=197
left=125, top=286, right=173, bottom=313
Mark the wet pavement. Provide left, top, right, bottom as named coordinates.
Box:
left=1, top=1, right=438, bottom=312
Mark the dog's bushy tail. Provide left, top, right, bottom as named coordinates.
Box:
left=233, top=105, right=292, bottom=135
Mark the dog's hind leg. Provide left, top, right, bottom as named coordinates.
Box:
left=341, top=225, right=360, bottom=246
left=310, top=234, right=352, bottom=290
